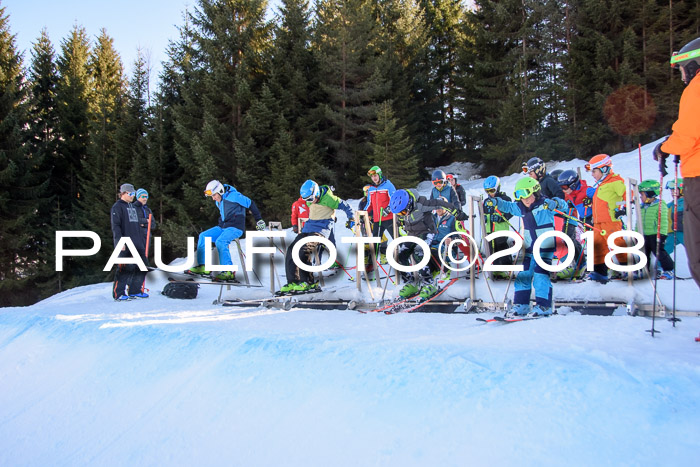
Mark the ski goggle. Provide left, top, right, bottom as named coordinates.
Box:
left=126, top=191, right=135, bottom=197
left=670, top=49, right=700, bottom=67
left=521, top=165, right=531, bottom=174
left=367, top=169, right=379, bottom=177
left=485, top=188, right=496, bottom=194
left=138, top=194, right=148, bottom=199
left=432, top=179, right=446, bottom=187
left=559, top=184, right=570, bottom=191
left=395, top=208, right=410, bottom=216
left=514, top=188, right=534, bottom=200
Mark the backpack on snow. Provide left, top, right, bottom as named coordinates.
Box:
left=161, top=281, right=199, bottom=299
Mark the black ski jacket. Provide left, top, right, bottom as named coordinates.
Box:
left=111, top=199, right=147, bottom=252
left=539, top=174, right=565, bottom=199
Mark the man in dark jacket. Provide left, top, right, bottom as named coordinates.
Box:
left=111, top=183, right=148, bottom=300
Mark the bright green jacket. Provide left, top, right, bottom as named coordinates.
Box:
left=640, top=199, right=669, bottom=236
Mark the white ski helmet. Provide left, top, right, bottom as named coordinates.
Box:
left=205, top=180, right=225, bottom=197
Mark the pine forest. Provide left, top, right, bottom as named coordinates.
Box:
left=0, top=0, right=698, bottom=305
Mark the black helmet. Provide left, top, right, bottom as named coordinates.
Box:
left=523, top=157, right=545, bottom=179
left=550, top=169, right=563, bottom=181
left=557, top=170, right=580, bottom=191
left=671, top=37, right=700, bottom=85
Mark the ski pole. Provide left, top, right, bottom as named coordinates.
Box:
left=638, top=143, right=643, bottom=182
left=145, top=213, right=153, bottom=258
left=494, top=207, right=524, bottom=240
left=648, top=156, right=665, bottom=337
left=670, top=155, right=680, bottom=326
left=141, top=213, right=153, bottom=293
left=553, top=209, right=606, bottom=236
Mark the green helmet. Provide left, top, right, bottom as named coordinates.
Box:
left=639, top=179, right=660, bottom=196
left=367, top=165, right=383, bottom=181
left=665, top=178, right=684, bottom=190
left=514, top=177, right=541, bottom=200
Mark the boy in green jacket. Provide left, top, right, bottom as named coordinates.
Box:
left=639, top=180, right=675, bottom=280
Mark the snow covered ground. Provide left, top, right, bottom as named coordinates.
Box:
left=1, top=139, right=699, bottom=465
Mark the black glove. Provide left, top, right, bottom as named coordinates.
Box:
left=292, top=225, right=298, bottom=234
left=492, top=214, right=503, bottom=223
left=346, top=218, right=356, bottom=229
left=583, top=197, right=592, bottom=207
left=653, top=141, right=669, bottom=162
left=614, top=207, right=626, bottom=219
left=653, top=140, right=670, bottom=177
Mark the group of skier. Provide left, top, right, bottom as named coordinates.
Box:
left=113, top=36, right=700, bottom=315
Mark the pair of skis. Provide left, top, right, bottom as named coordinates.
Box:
left=359, top=278, right=458, bottom=315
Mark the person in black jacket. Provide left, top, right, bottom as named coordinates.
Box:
left=523, top=157, right=564, bottom=199
left=134, top=188, right=156, bottom=293
left=111, top=183, right=149, bottom=300
left=447, top=173, right=467, bottom=207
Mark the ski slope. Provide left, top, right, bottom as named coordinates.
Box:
left=1, top=139, right=699, bottom=466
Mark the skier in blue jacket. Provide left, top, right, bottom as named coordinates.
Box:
left=485, top=177, right=568, bottom=316
left=188, top=180, right=265, bottom=281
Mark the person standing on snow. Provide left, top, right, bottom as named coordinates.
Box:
left=133, top=188, right=156, bottom=295
left=558, top=170, right=594, bottom=226
left=446, top=173, right=467, bottom=207
left=653, top=37, right=700, bottom=288
left=430, top=169, right=460, bottom=209
left=111, top=183, right=148, bottom=300
left=188, top=180, right=265, bottom=281
left=585, top=154, right=628, bottom=282
left=484, top=177, right=568, bottom=316
left=389, top=189, right=468, bottom=300
left=280, top=180, right=354, bottom=294
left=664, top=178, right=685, bottom=256
left=638, top=180, right=675, bottom=280
left=363, top=165, right=395, bottom=264
left=482, top=176, right=514, bottom=279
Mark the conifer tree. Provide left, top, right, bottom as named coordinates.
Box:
left=55, top=26, right=91, bottom=279
left=26, top=29, right=61, bottom=298
left=368, top=101, right=419, bottom=189
left=75, top=29, right=126, bottom=284
left=0, top=5, right=34, bottom=304
left=314, top=0, right=390, bottom=193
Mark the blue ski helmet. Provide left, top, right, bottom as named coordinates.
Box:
left=389, top=189, right=414, bottom=216
left=557, top=170, right=580, bottom=191
left=300, top=180, right=320, bottom=201
left=483, top=176, right=500, bottom=192
left=432, top=169, right=447, bottom=187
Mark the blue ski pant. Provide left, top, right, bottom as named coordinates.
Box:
left=514, top=253, right=553, bottom=308
left=196, top=226, right=243, bottom=266
left=664, top=231, right=684, bottom=256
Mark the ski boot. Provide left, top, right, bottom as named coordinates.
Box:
left=555, top=265, right=576, bottom=280
left=528, top=305, right=552, bottom=317
left=507, top=303, right=530, bottom=317
left=129, top=292, right=149, bottom=299
left=586, top=271, right=609, bottom=283
left=115, top=295, right=131, bottom=301
left=291, top=282, right=321, bottom=294
left=187, top=264, right=210, bottom=275
left=419, top=283, right=439, bottom=301
left=278, top=283, right=297, bottom=294
left=214, top=271, right=236, bottom=282
left=657, top=270, right=674, bottom=280
left=399, top=282, right=420, bottom=299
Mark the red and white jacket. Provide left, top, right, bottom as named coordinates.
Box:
left=364, top=179, right=395, bottom=222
